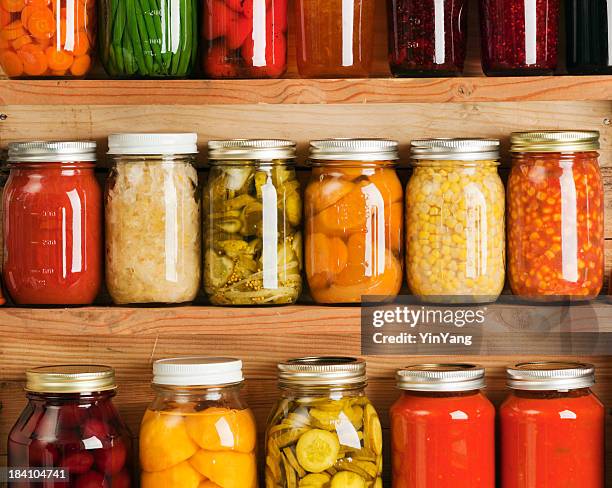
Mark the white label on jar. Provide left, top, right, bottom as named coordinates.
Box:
left=434, top=0, right=446, bottom=65
left=524, top=0, right=537, bottom=65
left=342, top=0, right=354, bottom=66
left=252, top=0, right=267, bottom=66
left=262, top=173, right=279, bottom=289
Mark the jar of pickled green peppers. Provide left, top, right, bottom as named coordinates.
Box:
left=99, top=0, right=198, bottom=78
left=266, top=357, right=383, bottom=488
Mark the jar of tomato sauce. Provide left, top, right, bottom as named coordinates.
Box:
left=507, top=131, right=604, bottom=301
left=3, top=141, right=102, bottom=305
left=304, top=139, right=403, bottom=303
left=391, top=364, right=495, bottom=488
left=501, top=362, right=605, bottom=488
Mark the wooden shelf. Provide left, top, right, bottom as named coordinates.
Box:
left=1, top=76, right=612, bottom=106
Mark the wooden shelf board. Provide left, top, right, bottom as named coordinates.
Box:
left=1, top=76, right=612, bottom=106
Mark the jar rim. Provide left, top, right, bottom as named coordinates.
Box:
left=411, top=138, right=500, bottom=162
left=108, top=133, right=198, bottom=155
left=278, top=357, right=367, bottom=388
left=396, top=364, right=486, bottom=392
left=308, top=138, right=399, bottom=162
left=9, top=141, right=97, bottom=163
left=153, top=357, right=244, bottom=387
left=510, top=130, right=600, bottom=153
left=506, top=361, right=595, bottom=391
left=208, top=139, right=296, bottom=161
left=25, top=365, right=116, bottom=394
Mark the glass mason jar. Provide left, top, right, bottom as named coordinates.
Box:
left=99, top=0, right=197, bottom=77
left=0, top=0, right=95, bottom=78
left=3, top=141, right=102, bottom=305
left=295, top=0, right=375, bottom=77
left=305, top=139, right=403, bottom=304
left=203, top=140, right=302, bottom=305
left=105, top=133, right=201, bottom=305
left=140, top=357, right=257, bottom=488
left=508, top=131, right=604, bottom=301
left=391, top=364, right=495, bottom=488
left=501, top=362, right=605, bottom=488
left=406, top=139, right=505, bottom=304
left=479, top=0, right=560, bottom=76
left=566, top=0, right=612, bottom=75
left=387, top=0, right=468, bottom=77
left=266, top=357, right=383, bottom=488
left=8, top=365, right=133, bottom=487
left=202, top=0, right=287, bottom=78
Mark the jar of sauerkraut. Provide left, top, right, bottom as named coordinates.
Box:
left=406, top=139, right=505, bottom=303
left=105, top=134, right=201, bottom=305
left=203, top=140, right=302, bottom=305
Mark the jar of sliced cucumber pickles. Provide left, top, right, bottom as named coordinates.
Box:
left=203, top=140, right=302, bottom=305
left=266, top=357, right=383, bottom=488
left=406, top=139, right=505, bottom=303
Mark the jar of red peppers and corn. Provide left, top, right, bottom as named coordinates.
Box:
left=507, top=131, right=604, bottom=301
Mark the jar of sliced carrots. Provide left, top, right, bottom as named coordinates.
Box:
left=0, top=0, right=95, bottom=78
left=305, top=139, right=403, bottom=304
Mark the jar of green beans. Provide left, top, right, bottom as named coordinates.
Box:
left=99, top=0, right=198, bottom=78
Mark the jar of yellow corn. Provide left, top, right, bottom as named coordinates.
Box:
left=406, top=139, right=505, bottom=303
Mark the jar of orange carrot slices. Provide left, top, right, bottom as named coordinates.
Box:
left=0, top=0, right=95, bottom=78
left=304, top=139, right=403, bottom=304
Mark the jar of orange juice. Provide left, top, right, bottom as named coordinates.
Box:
left=140, top=357, right=258, bottom=488
left=304, top=139, right=403, bottom=303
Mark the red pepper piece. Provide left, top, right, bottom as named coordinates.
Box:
left=226, top=14, right=251, bottom=49
left=241, top=29, right=286, bottom=77
left=93, top=440, right=127, bottom=476
left=204, top=43, right=238, bottom=77
left=109, top=469, right=131, bottom=488
left=60, top=451, right=94, bottom=474
left=269, top=0, right=287, bottom=33
left=75, top=471, right=108, bottom=488
left=225, top=0, right=252, bottom=16
left=204, top=0, right=236, bottom=40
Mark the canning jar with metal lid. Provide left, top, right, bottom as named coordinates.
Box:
left=203, top=139, right=302, bottom=305
left=391, top=364, right=495, bottom=488
left=501, top=362, right=604, bottom=488
left=8, top=365, right=133, bottom=487
left=140, top=357, right=257, bottom=488
left=105, top=133, right=201, bottom=305
left=266, top=357, right=383, bottom=488
left=406, top=138, right=505, bottom=303
left=3, top=141, right=102, bottom=305
left=508, top=131, right=604, bottom=300
left=305, top=139, right=403, bottom=304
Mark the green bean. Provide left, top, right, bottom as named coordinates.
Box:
left=176, top=0, right=194, bottom=76
left=134, top=0, right=154, bottom=73
left=148, top=0, right=170, bottom=73
left=138, top=0, right=163, bottom=69
left=112, top=0, right=126, bottom=47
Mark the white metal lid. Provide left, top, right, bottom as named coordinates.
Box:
left=153, top=357, right=244, bottom=387
left=107, top=133, right=198, bottom=155
left=396, top=364, right=486, bottom=392
left=8, top=141, right=97, bottom=162
left=506, top=362, right=595, bottom=391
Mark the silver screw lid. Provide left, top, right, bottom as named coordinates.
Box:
left=309, top=139, right=399, bottom=162
left=8, top=141, right=97, bottom=163
left=396, top=364, right=486, bottom=392
left=208, top=139, right=296, bottom=161
left=506, top=362, right=595, bottom=391
left=411, top=138, right=500, bottom=162
left=278, top=357, right=367, bottom=388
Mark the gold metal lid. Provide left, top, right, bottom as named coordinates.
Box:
left=26, top=365, right=117, bottom=394
left=511, top=130, right=600, bottom=153
left=278, top=357, right=367, bottom=388
left=506, top=362, right=595, bottom=391
left=396, top=364, right=486, bottom=392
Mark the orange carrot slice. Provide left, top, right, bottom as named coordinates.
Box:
left=11, top=32, right=30, bottom=48
left=20, top=4, right=34, bottom=24
left=71, top=29, right=88, bottom=55
left=18, top=42, right=47, bottom=74
left=1, top=19, right=25, bottom=40
left=0, top=48, right=22, bottom=75
left=25, top=0, right=51, bottom=7
left=50, top=68, right=64, bottom=75
left=45, top=45, right=71, bottom=69
left=0, top=36, right=9, bottom=47
left=27, top=7, right=55, bottom=39
left=0, top=0, right=25, bottom=13
left=69, top=52, right=88, bottom=76
left=0, top=6, right=11, bottom=27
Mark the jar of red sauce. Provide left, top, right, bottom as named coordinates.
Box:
left=2, top=141, right=102, bottom=305
left=8, top=365, right=134, bottom=487
left=390, top=364, right=495, bottom=488
left=479, top=0, right=560, bottom=75
left=501, top=362, right=605, bottom=488
left=507, top=131, right=604, bottom=301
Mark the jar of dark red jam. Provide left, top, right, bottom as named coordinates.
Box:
left=479, top=0, right=560, bottom=76
left=8, top=365, right=133, bottom=488
left=390, top=364, right=495, bottom=488
left=387, top=0, right=468, bottom=76
left=501, top=362, right=604, bottom=488
left=566, top=0, right=612, bottom=74
left=2, top=141, right=102, bottom=305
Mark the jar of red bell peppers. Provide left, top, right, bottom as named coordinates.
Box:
left=479, top=0, right=560, bottom=76
left=501, top=362, right=604, bottom=488
left=507, top=131, right=604, bottom=301
left=8, top=365, right=133, bottom=487
left=390, top=364, right=495, bottom=488
left=202, top=0, right=287, bottom=78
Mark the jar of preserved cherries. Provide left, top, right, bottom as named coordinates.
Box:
left=3, top=141, right=102, bottom=305
left=507, top=131, right=604, bottom=301
left=566, top=0, right=612, bottom=74
left=387, top=0, right=468, bottom=77
left=0, top=0, right=95, bottom=78
left=202, top=0, right=287, bottom=78
left=140, top=357, right=257, bottom=488
left=8, top=365, right=133, bottom=487
left=304, top=139, right=403, bottom=304
left=391, top=364, right=495, bottom=488
left=479, top=0, right=560, bottom=76
left=406, top=139, right=505, bottom=304
left=501, top=362, right=605, bottom=488
left=266, top=357, right=383, bottom=488
left=296, top=0, right=375, bottom=77
left=105, top=133, right=201, bottom=305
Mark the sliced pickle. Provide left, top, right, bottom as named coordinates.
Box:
left=309, top=408, right=340, bottom=431
left=284, top=448, right=307, bottom=478
left=330, top=471, right=367, bottom=488
left=205, top=250, right=235, bottom=288
left=282, top=452, right=298, bottom=488
left=266, top=453, right=283, bottom=482
left=364, top=404, right=383, bottom=456
left=275, top=427, right=310, bottom=448
left=296, top=429, right=340, bottom=473
left=333, top=459, right=373, bottom=481
left=373, top=477, right=382, bottom=488
left=353, top=461, right=378, bottom=479
left=347, top=406, right=364, bottom=430
left=298, top=473, right=331, bottom=487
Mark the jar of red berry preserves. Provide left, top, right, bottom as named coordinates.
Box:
left=479, top=0, right=560, bottom=76
left=8, top=365, right=133, bottom=488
